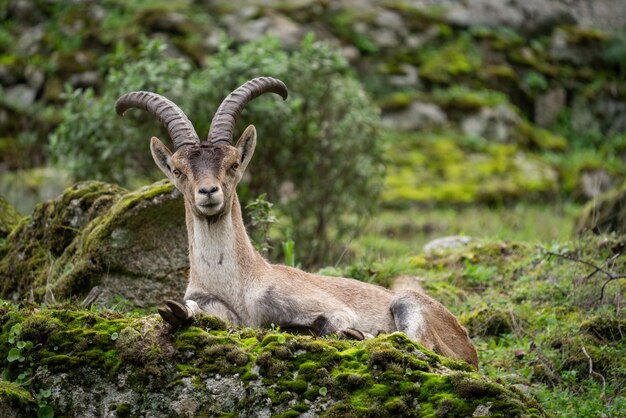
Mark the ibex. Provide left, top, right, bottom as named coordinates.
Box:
left=116, top=77, right=478, bottom=368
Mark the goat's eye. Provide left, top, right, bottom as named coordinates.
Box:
left=231, top=163, right=239, bottom=171
left=173, top=169, right=181, bottom=177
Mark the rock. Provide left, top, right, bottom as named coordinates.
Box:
left=424, top=236, right=473, bottom=253
left=389, top=64, right=420, bottom=88
left=575, top=181, right=626, bottom=235
left=571, top=91, right=626, bottom=137
left=0, top=180, right=187, bottom=306
left=4, top=84, right=37, bottom=110
left=267, top=14, right=306, bottom=49
left=461, top=105, right=522, bottom=142
left=68, top=71, right=101, bottom=89
left=534, top=87, right=566, bottom=127
left=549, top=28, right=601, bottom=66
left=444, top=0, right=575, bottom=35
left=0, top=195, right=21, bottom=239
left=0, top=305, right=547, bottom=417
left=15, top=24, right=44, bottom=55
left=383, top=100, right=448, bottom=131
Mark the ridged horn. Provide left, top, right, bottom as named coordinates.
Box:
left=115, top=91, right=200, bottom=149
left=208, top=77, right=288, bottom=145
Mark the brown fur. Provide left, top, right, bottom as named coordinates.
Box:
left=151, top=125, right=478, bottom=369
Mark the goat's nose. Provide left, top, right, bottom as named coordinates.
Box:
left=198, top=186, right=219, bottom=197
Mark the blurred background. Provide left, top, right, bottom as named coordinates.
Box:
left=1, top=0, right=625, bottom=268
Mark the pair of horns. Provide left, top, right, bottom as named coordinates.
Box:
left=115, top=77, right=288, bottom=149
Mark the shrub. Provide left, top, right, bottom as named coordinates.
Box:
left=50, top=40, right=192, bottom=185
left=50, top=36, right=384, bottom=267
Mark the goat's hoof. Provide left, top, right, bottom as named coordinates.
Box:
left=338, top=328, right=366, bottom=341
left=159, top=300, right=193, bottom=328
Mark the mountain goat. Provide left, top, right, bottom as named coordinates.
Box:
left=116, top=77, right=478, bottom=368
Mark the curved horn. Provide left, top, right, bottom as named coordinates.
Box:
left=115, top=91, right=200, bottom=149
left=208, top=77, right=288, bottom=145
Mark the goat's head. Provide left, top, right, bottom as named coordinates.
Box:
left=115, top=77, right=288, bottom=217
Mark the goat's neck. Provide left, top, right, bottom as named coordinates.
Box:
left=185, top=193, right=265, bottom=291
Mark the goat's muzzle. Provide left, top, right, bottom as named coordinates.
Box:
left=195, top=185, right=224, bottom=216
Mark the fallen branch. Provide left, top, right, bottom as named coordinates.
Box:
left=581, top=345, right=607, bottom=397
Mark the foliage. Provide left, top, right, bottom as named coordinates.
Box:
left=189, top=35, right=384, bottom=266
left=245, top=193, right=278, bottom=255
left=342, top=234, right=626, bottom=416
left=51, top=35, right=383, bottom=267
left=49, top=40, right=192, bottom=185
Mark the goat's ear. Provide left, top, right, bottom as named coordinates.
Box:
left=150, top=136, right=174, bottom=179
left=235, top=125, right=257, bottom=172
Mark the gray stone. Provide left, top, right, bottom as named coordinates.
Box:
left=383, top=101, right=448, bottom=131
left=534, top=87, right=566, bottom=127
left=389, top=64, right=420, bottom=88
left=68, top=71, right=102, bottom=89
left=424, top=236, right=474, bottom=253
left=267, top=14, right=306, bottom=49
left=462, top=105, right=522, bottom=142
left=4, top=84, right=37, bottom=109
left=444, top=0, right=575, bottom=35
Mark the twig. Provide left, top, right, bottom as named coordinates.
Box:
left=544, top=250, right=626, bottom=302
left=80, top=286, right=102, bottom=309
left=581, top=345, right=607, bottom=397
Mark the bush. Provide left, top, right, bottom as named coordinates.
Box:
left=50, top=40, right=192, bottom=185
left=50, top=36, right=384, bottom=267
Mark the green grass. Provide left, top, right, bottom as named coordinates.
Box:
left=350, top=202, right=579, bottom=261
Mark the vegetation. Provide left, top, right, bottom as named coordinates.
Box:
left=50, top=36, right=384, bottom=267
left=1, top=0, right=625, bottom=416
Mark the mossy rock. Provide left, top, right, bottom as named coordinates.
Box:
left=461, top=306, right=513, bottom=337
left=0, top=180, right=187, bottom=306
left=0, top=304, right=546, bottom=417
left=0, top=195, right=21, bottom=239
left=575, top=181, right=626, bottom=235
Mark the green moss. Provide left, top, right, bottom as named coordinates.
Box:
left=461, top=306, right=513, bottom=337
left=419, top=34, right=482, bottom=83
left=0, top=380, right=35, bottom=410
left=0, top=196, right=21, bottom=239
left=0, top=303, right=546, bottom=416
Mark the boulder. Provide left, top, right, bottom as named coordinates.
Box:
left=444, top=0, right=575, bottom=35
left=0, top=305, right=546, bottom=417
left=383, top=101, right=448, bottom=131
left=575, top=181, right=626, bottom=235
left=461, top=105, right=522, bottom=143
left=0, top=180, right=187, bottom=306
left=534, top=87, right=566, bottom=127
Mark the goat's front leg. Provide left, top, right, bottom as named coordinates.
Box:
left=159, top=294, right=240, bottom=328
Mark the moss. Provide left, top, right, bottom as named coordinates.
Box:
left=0, top=303, right=547, bottom=416
left=419, top=34, right=482, bottom=83
left=0, top=380, right=35, bottom=411
left=0, top=195, right=21, bottom=239
left=0, top=181, right=127, bottom=299
left=461, top=306, right=513, bottom=337
left=580, top=315, right=626, bottom=343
